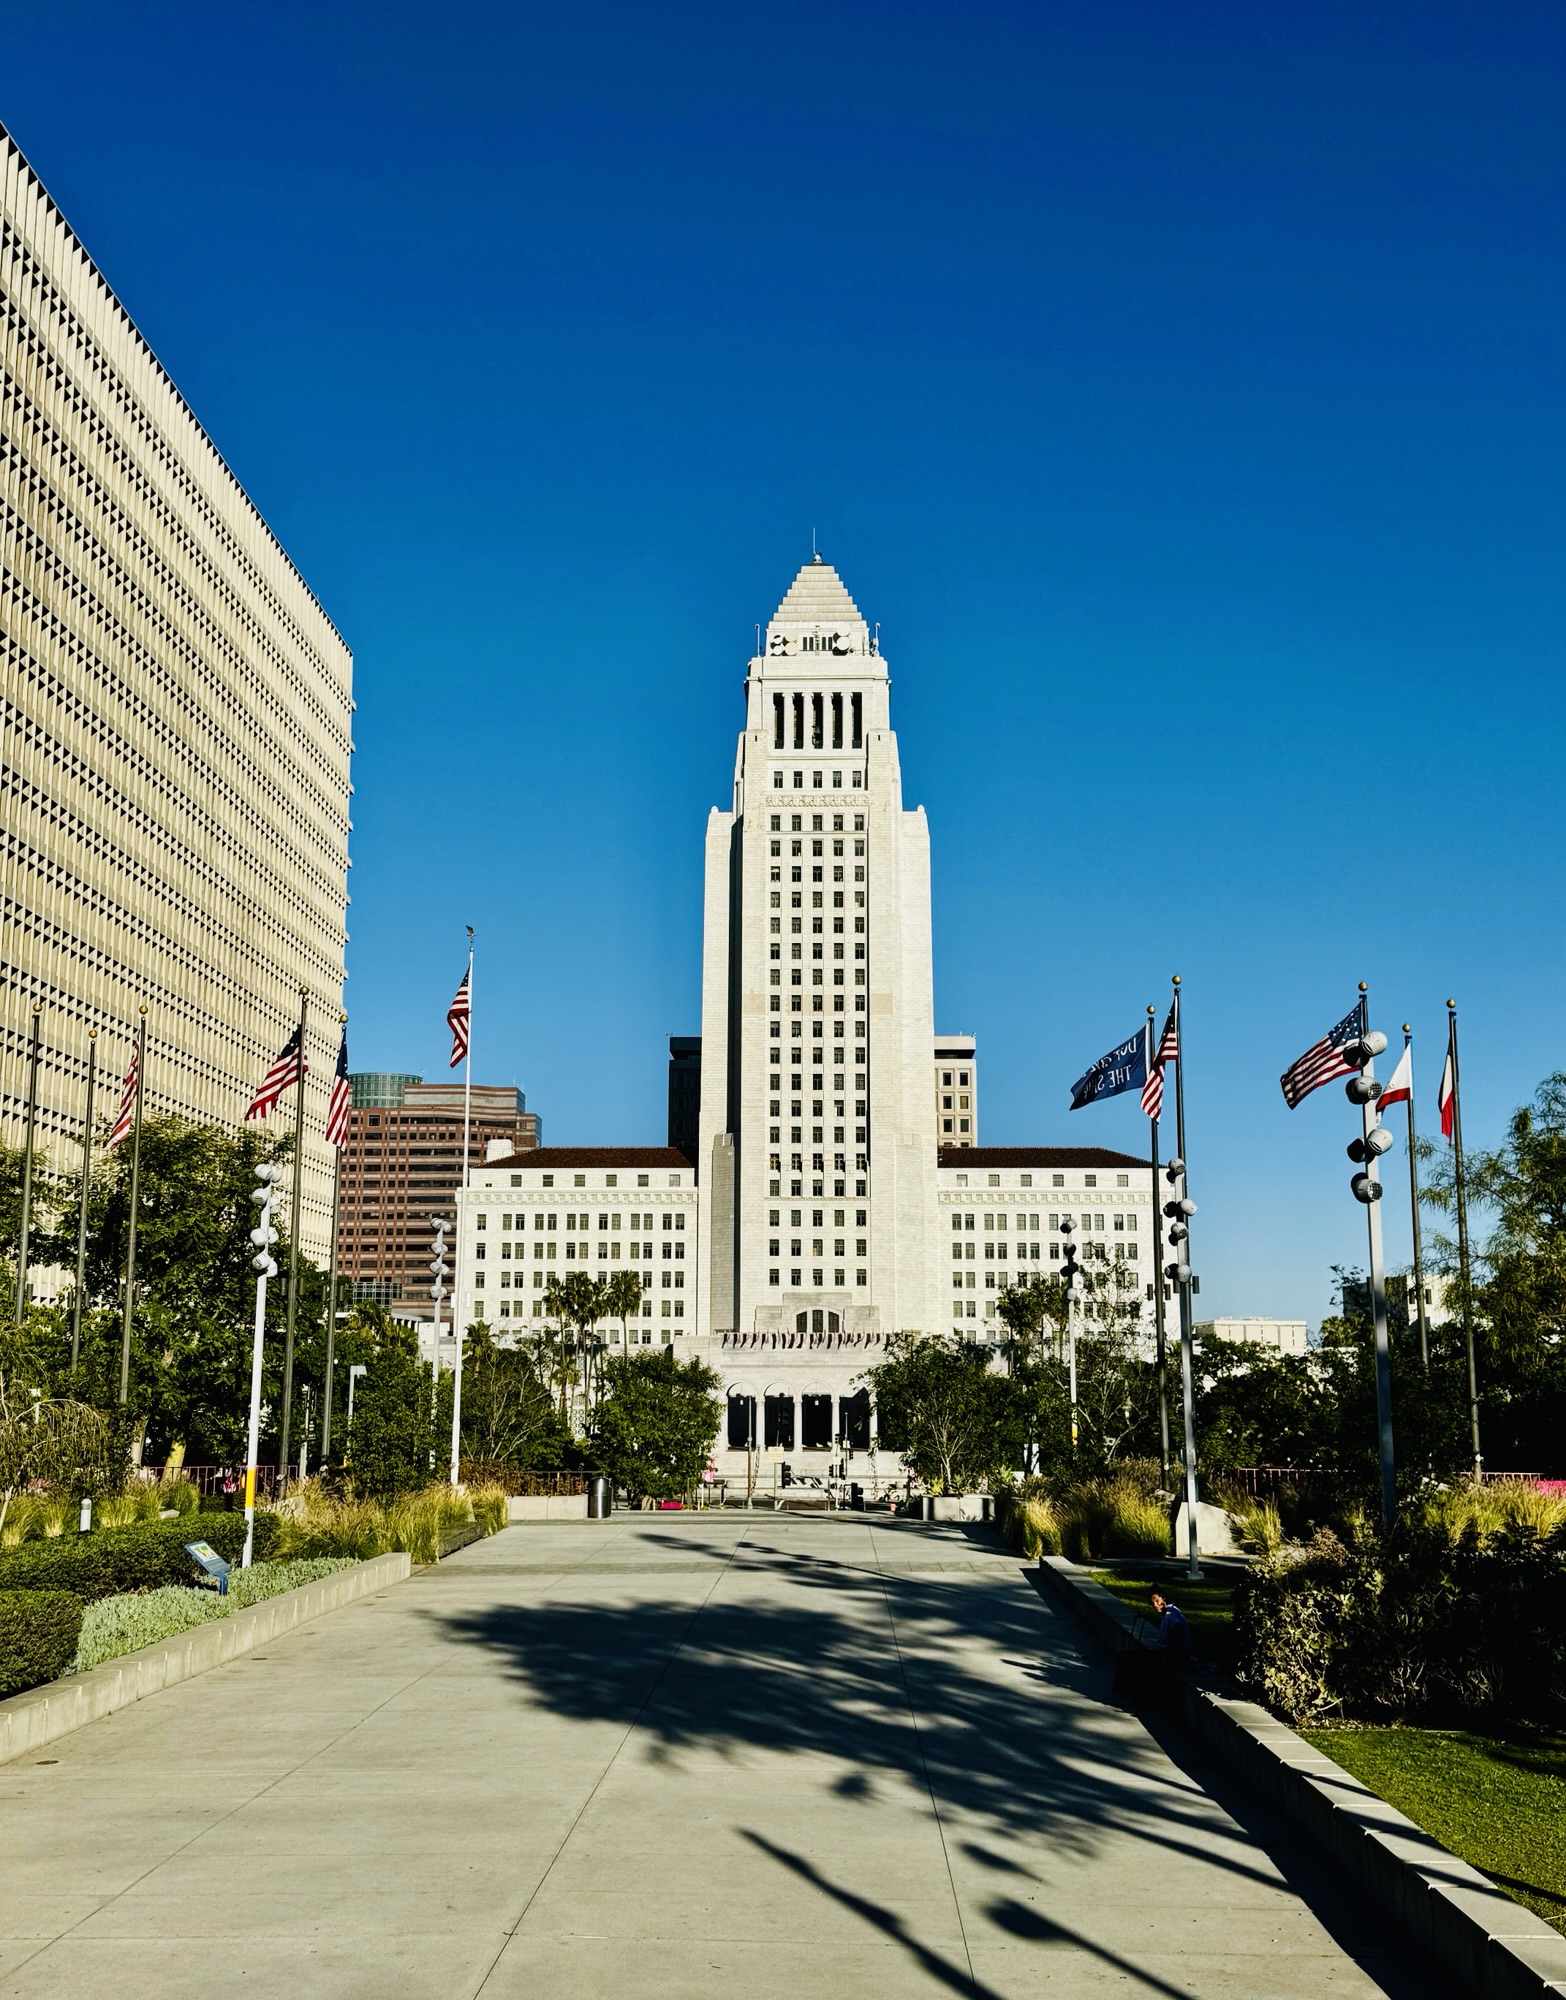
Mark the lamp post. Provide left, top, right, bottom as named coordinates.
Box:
left=243, top=1161, right=283, bottom=1568
left=428, top=1217, right=450, bottom=1470
left=1343, top=984, right=1396, bottom=1529
left=346, top=1362, right=367, bottom=1434
left=1059, top=1216, right=1079, bottom=1450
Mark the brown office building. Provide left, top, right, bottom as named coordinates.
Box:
left=338, top=1075, right=540, bottom=1313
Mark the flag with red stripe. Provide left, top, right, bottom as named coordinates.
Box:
left=1379, top=1042, right=1413, bottom=1114
left=1439, top=1044, right=1456, bottom=1141
left=1280, top=1006, right=1360, bottom=1109
left=245, top=1025, right=306, bottom=1121
left=325, top=1029, right=351, bottom=1149
left=447, top=969, right=470, bottom=1069
left=105, top=1044, right=140, bottom=1151
left=1141, top=1005, right=1177, bottom=1119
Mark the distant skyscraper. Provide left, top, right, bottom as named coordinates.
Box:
left=0, top=125, right=352, bottom=1254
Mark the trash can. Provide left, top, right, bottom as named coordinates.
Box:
left=586, top=1475, right=614, bottom=1519
left=849, top=1483, right=864, bottom=1510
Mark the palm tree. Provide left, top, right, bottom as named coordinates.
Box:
left=603, top=1269, right=644, bottom=1364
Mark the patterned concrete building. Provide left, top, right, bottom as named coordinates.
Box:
left=0, top=125, right=352, bottom=1256
left=457, top=558, right=1160, bottom=1482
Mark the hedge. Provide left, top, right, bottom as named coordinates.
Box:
left=0, top=1590, right=85, bottom=1698
left=1237, top=1517, right=1566, bottom=1726
left=0, top=1512, right=279, bottom=1603
left=70, top=1562, right=354, bottom=1673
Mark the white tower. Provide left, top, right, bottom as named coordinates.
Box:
left=695, top=558, right=941, bottom=1346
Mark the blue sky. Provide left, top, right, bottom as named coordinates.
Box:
left=7, top=2, right=1563, bottom=1326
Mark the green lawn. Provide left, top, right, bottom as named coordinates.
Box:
left=1301, top=1725, right=1566, bottom=1935
left=1085, top=1565, right=1240, bottom=1674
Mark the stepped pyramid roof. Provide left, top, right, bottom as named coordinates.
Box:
left=771, top=556, right=864, bottom=627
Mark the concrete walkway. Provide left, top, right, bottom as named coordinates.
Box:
left=0, top=1515, right=1450, bottom=1999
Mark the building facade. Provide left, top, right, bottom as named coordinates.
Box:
left=0, top=125, right=352, bottom=1257
left=339, top=1075, right=540, bottom=1315
left=455, top=557, right=1163, bottom=1479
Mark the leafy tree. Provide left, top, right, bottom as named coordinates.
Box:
left=589, top=1348, right=722, bottom=1500
left=867, top=1335, right=1022, bottom=1493
left=1069, top=1260, right=1161, bottom=1468
left=995, top=1274, right=1068, bottom=1371
left=459, top=1322, right=573, bottom=1467
left=346, top=1315, right=450, bottom=1499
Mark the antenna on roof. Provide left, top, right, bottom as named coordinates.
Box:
left=811, top=526, right=820, bottom=562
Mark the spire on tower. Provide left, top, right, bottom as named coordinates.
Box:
left=771, top=559, right=863, bottom=629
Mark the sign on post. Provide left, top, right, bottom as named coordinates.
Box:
left=185, top=1540, right=232, bottom=1596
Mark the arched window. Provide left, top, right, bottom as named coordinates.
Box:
left=795, top=1311, right=808, bottom=1332
left=827, top=1312, right=840, bottom=1332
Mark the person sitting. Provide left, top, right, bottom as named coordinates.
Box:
left=1148, top=1587, right=1194, bottom=1661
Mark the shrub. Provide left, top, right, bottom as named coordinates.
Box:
left=0, top=1590, right=85, bottom=1697
left=0, top=1492, right=75, bottom=1547
left=73, top=1586, right=231, bottom=1670
left=994, top=1482, right=1062, bottom=1559
left=1237, top=1512, right=1566, bottom=1727
left=1212, top=1485, right=1284, bottom=1557
left=271, top=1481, right=506, bottom=1564
left=467, top=1483, right=509, bottom=1537
left=70, top=1558, right=357, bottom=1673
left=1056, top=1471, right=1170, bottom=1561
left=0, top=1512, right=279, bottom=1602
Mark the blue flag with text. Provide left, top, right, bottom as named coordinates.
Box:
left=1069, top=1029, right=1149, bottom=1111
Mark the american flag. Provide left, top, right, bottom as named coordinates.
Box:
left=245, top=1025, right=307, bottom=1122
left=1280, top=1006, right=1360, bottom=1110
left=325, top=1028, right=351, bottom=1149
left=105, top=1043, right=140, bottom=1151
left=1140, top=1005, right=1178, bottom=1119
left=447, top=968, right=470, bottom=1069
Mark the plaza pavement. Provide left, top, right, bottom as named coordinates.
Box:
left=0, top=1513, right=1452, bottom=1999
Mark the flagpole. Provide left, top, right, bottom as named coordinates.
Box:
left=321, top=1012, right=347, bottom=1465
left=1170, top=976, right=1202, bottom=1581
left=118, top=1007, right=148, bottom=1407
left=277, top=983, right=309, bottom=1488
left=450, top=929, right=474, bottom=1486
left=1358, top=983, right=1396, bottom=1530
left=1448, top=999, right=1481, bottom=1480
left=70, top=1029, right=98, bottom=1377
left=13, top=1003, right=43, bottom=1328
left=1401, top=1026, right=1430, bottom=1372
left=1147, top=1006, right=1170, bottom=1488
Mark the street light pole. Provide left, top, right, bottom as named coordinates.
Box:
left=243, top=1162, right=283, bottom=1568
left=1344, top=984, right=1396, bottom=1530
left=118, top=1006, right=148, bottom=1407
left=1400, top=1025, right=1430, bottom=1372
left=277, top=984, right=310, bottom=1488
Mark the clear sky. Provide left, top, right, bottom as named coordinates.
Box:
left=6, top=2, right=1563, bottom=1328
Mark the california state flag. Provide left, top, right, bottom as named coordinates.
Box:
left=1379, top=1043, right=1413, bottom=1113
left=1438, top=1045, right=1457, bottom=1141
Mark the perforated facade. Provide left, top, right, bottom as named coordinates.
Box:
left=0, top=125, right=352, bottom=1256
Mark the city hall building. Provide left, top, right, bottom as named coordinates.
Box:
left=457, top=559, right=1156, bottom=1479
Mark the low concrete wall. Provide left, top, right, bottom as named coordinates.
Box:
left=0, top=1551, right=411, bottom=1767
left=508, top=1494, right=589, bottom=1521
left=1034, top=1557, right=1566, bottom=2000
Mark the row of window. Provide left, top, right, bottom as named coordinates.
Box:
left=478, top=1268, right=685, bottom=1288
left=474, top=1209, right=685, bottom=1231
left=953, top=1240, right=1045, bottom=1261
left=769, top=1239, right=867, bottom=1258
left=726, top=1389, right=871, bottom=1453
left=496, top=1173, right=685, bottom=1189
left=947, top=1172, right=1132, bottom=1190
left=949, top=1210, right=1139, bottom=1232
left=768, top=1269, right=869, bottom=1288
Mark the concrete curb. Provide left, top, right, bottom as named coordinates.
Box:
left=0, top=1551, right=412, bottom=1766
left=1033, top=1557, right=1566, bottom=2000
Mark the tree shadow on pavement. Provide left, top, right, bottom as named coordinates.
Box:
left=439, top=1524, right=1454, bottom=1998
